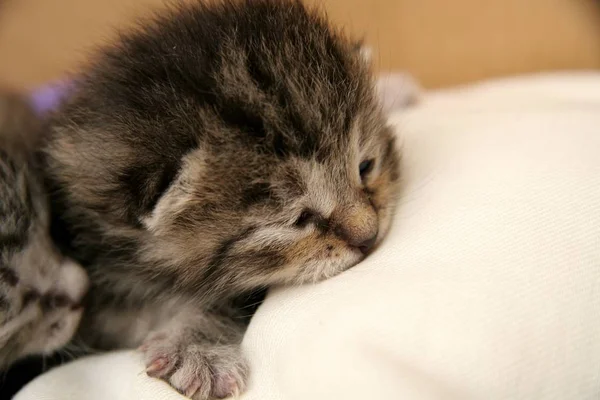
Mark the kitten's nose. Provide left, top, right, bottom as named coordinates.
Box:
left=357, top=235, right=377, bottom=255
left=333, top=204, right=378, bottom=255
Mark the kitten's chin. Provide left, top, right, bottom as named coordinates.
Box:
left=284, top=250, right=365, bottom=286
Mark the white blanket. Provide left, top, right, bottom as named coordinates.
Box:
left=16, top=72, right=600, bottom=400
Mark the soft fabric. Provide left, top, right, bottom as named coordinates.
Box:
left=16, top=72, right=600, bottom=400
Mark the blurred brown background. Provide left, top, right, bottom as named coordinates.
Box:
left=0, top=0, right=599, bottom=90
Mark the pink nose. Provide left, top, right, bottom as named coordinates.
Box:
left=333, top=203, right=378, bottom=255
left=357, top=235, right=377, bottom=255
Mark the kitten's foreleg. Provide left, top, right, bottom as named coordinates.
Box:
left=140, top=304, right=248, bottom=400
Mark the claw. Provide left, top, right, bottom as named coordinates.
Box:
left=212, top=374, right=239, bottom=399
left=184, top=379, right=202, bottom=398
left=146, top=357, right=170, bottom=378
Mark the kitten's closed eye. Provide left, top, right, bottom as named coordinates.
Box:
left=359, top=159, right=374, bottom=181
left=294, top=209, right=315, bottom=227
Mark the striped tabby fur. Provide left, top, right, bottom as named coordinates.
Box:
left=0, top=91, right=88, bottom=369
left=42, top=1, right=401, bottom=398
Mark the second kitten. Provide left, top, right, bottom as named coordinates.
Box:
left=0, top=91, right=88, bottom=369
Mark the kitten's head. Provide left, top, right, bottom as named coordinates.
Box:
left=46, top=0, right=400, bottom=295
left=0, top=91, right=88, bottom=366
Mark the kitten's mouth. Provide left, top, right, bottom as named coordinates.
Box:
left=361, top=238, right=384, bottom=258
left=348, top=246, right=369, bottom=261
left=348, top=232, right=382, bottom=259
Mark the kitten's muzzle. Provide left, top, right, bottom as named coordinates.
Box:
left=332, top=203, right=378, bottom=255
left=356, top=235, right=377, bottom=255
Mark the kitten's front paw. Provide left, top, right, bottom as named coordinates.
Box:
left=141, top=334, right=248, bottom=399
left=52, top=259, right=89, bottom=305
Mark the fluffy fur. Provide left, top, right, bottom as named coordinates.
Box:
left=42, top=0, right=400, bottom=398
left=0, top=91, right=88, bottom=369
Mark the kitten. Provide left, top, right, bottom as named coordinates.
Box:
left=0, top=91, right=88, bottom=369
left=42, top=0, right=400, bottom=398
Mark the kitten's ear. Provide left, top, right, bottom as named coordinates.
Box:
left=376, top=73, right=422, bottom=114
left=351, top=40, right=373, bottom=65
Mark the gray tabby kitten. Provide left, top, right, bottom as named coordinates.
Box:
left=42, top=0, right=400, bottom=398
left=0, top=92, right=88, bottom=369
